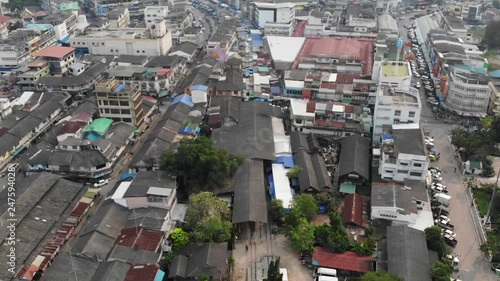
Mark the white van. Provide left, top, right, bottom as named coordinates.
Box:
left=313, top=267, right=337, bottom=277
left=314, top=276, right=339, bottom=281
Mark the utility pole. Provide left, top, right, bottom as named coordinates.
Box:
left=485, top=169, right=500, bottom=225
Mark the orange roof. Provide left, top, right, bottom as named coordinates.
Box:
left=35, top=46, right=75, bottom=59
left=28, top=59, right=48, bottom=68
left=313, top=248, right=373, bottom=273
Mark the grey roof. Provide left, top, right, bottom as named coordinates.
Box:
left=290, top=132, right=321, bottom=154
left=393, top=128, right=425, bottom=156
left=378, top=14, right=398, bottom=32
left=209, top=19, right=238, bottom=43
left=105, top=122, right=135, bottom=147
left=0, top=174, right=83, bottom=280
left=125, top=207, right=168, bottom=230
left=212, top=101, right=276, bottom=160
left=226, top=56, right=242, bottom=66
left=124, top=170, right=177, bottom=197
left=0, top=132, right=20, bottom=156
left=27, top=149, right=110, bottom=169
left=309, top=10, right=324, bottom=18
left=371, top=183, right=418, bottom=213
left=232, top=159, right=268, bottom=224
left=145, top=55, right=181, bottom=68
left=108, top=245, right=160, bottom=264
left=43, top=253, right=100, bottom=281
left=404, top=179, right=428, bottom=203
left=72, top=200, right=130, bottom=259
left=37, top=62, right=108, bottom=87
left=107, top=65, right=145, bottom=78
left=90, top=261, right=130, bottom=281
left=116, top=54, right=149, bottom=65
left=338, top=134, right=370, bottom=180
left=8, top=114, right=42, bottom=138
left=73, top=98, right=97, bottom=115
left=294, top=149, right=332, bottom=192
left=30, top=96, right=66, bottom=120
left=387, top=225, right=431, bottom=281
left=169, top=243, right=228, bottom=279
left=170, top=42, right=198, bottom=56
left=216, top=70, right=244, bottom=91
left=434, top=42, right=466, bottom=55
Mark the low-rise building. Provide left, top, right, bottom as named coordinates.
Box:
left=70, top=21, right=173, bottom=56
left=378, top=123, right=429, bottom=182
left=34, top=46, right=76, bottom=74
left=444, top=68, right=491, bottom=117
left=145, top=6, right=169, bottom=27
left=179, top=27, right=204, bottom=46
left=373, top=86, right=421, bottom=144
left=107, top=7, right=130, bottom=28
left=17, top=59, right=51, bottom=91
left=374, top=61, right=412, bottom=88
left=207, top=19, right=238, bottom=55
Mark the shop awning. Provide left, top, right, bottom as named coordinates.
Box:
left=12, top=146, right=25, bottom=157
left=339, top=183, right=356, bottom=194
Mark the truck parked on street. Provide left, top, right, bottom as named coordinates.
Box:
left=433, top=193, right=451, bottom=207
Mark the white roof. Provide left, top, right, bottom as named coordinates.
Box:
left=327, top=73, right=337, bottom=82
left=111, top=181, right=132, bottom=200
left=284, top=80, right=304, bottom=89
left=373, top=148, right=381, bottom=156
left=272, top=164, right=294, bottom=209
left=267, top=36, right=306, bottom=63
left=253, top=73, right=271, bottom=86
left=191, top=91, right=207, bottom=104
left=147, top=186, right=173, bottom=197
left=15, top=91, right=34, bottom=106
left=332, top=104, right=344, bottom=113
left=392, top=123, right=420, bottom=130
left=272, top=117, right=286, bottom=136
left=290, top=99, right=315, bottom=117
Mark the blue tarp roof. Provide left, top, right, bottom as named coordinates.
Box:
left=452, top=65, right=487, bottom=75
left=172, top=94, right=194, bottom=107
left=271, top=86, right=280, bottom=95
left=191, top=85, right=209, bottom=91
left=275, top=156, right=295, bottom=169
left=382, top=134, right=394, bottom=140
left=59, top=36, right=70, bottom=44
left=490, top=70, right=500, bottom=78
left=26, top=24, right=54, bottom=31
left=86, top=132, right=102, bottom=140
left=251, top=33, right=263, bottom=47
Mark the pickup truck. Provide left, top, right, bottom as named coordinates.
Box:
left=436, top=220, right=455, bottom=230
left=444, top=235, right=458, bottom=247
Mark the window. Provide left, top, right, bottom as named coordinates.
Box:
left=410, top=171, right=423, bottom=177
left=122, top=118, right=132, bottom=122
left=109, top=100, right=118, bottom=106
left=110, top=109, right=120, bottom=114
left=413, top=163, right=422, bottom=167
left=397, top=169, right=409, bottom=174
left=400, top=162, right=409, bottom=166
left=120, top=101, right=129, bottom=106
left=384, top=170, right=394, bottom=173
left=121, top=109, right=130, bottom=114
left=395, top=110, right=401, bottom=116
left=409, top=111, right=416, bottom=118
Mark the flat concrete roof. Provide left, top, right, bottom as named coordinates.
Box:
left=382, top=63, right=410, bottom=78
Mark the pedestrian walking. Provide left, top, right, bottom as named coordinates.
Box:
left=454, top=167, right=457, bottom=173
left=245, top=245, right=249, bottom=251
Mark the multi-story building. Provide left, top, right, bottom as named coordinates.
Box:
left=179, top=27, right=204, bottom=46
left=373, top=61, right=412, bottom=89
left=375, top=0, right=399, bottom=13
left=378, top=123, right=429, bottom=182
left=107, top=7, right=130, bottom=28
left=289, top=98, right=372, bottom=137
left=373, top=86, right=421, bottom=144
left=249, top=2, right=296, bottom=36
left=34, top=46, right=76, bottom=74
left=95, top=77, right=144, bottom=127
left=70, top=20, right=172, bottom=56
left=0, top=97, right=13, bottom=120
left=443, top=68, right=491, bottom=117
left=489, top=80, right=500, bottom=116
left=17, top=59, right=51, bottom=90
left=460, top=4, right=481, bottom=23
left=207, top=19, right=238, bottom=54
left=144, top=6, right=169, bottom=27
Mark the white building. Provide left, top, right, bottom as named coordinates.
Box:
left=373, top=86, right=421, bottom=143
left=70, top=20, right=172, bottom=56
left=252, top=2, right=295, bottom=35
left=144, top=6, right=169, bottom=27
left=289, top=98, right=315, bottom=130
left=373, top=61, right=412, bottom=88
left=375, top=0, right=400, bottom=13
left=371, top=182, right=420, bottom=226
left=0, top=97, right=12, bottom=120
left=444, top=68, right=491, bottom=117
left=378, top=123, right=429, bottom=182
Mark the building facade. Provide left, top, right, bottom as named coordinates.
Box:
left=444, top=68, right=491, bottom=117
left=95, top=77, right=144, bottom=127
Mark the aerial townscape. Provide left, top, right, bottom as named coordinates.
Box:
left=3, top=0, right=500, bottom=280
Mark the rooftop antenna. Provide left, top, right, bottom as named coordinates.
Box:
left=394, top=38, right=404, bottom=77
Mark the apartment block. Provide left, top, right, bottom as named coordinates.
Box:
left=95, top=77, right=144, bottom=127
left=444, top=68, right=491, bottom=117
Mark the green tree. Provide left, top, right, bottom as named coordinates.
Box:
left=352, top=241, right=372, bottom=256
left=287, top=218, right=316, bottom=252
left=185, top=192, right=232, bottom=242
left=170, top=228, right=190, bottom=250
left=314, top=193, right=336, bottom=210
left=484, top=20, right=500, bottom=49
left=361, top=271, right=404, bottom=281
left=424, top=226, right=446, bottom=258
left=161, top=137, right=243, bottom=195
left=328, top=210, right=344, bottom=232
left=431, top=261, right=452, bottom=281
left=270, top=199, right=285, bottom=226
left=286, top=165, right=301, bottom=179
left=315, top=224, right=350, bottom=254
left=493, top=0, right=500, bottom=9
left=264, top=257, right=283, bottom=281
left=292, top=194, right=318, bottom=220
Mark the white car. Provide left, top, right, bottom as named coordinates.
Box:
left=415, top=82, right=421, bottom=89
left=442, top=229, right=456, bottom=238
left=94, top=179, right=109, bottom=187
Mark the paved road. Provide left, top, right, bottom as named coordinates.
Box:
left=396, top=11, right=498, bottom=281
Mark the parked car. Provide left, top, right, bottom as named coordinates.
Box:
left=94, top=179, right=109, bottom=187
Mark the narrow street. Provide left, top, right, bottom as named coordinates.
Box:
left=395, top=11, right=498, bottom=281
